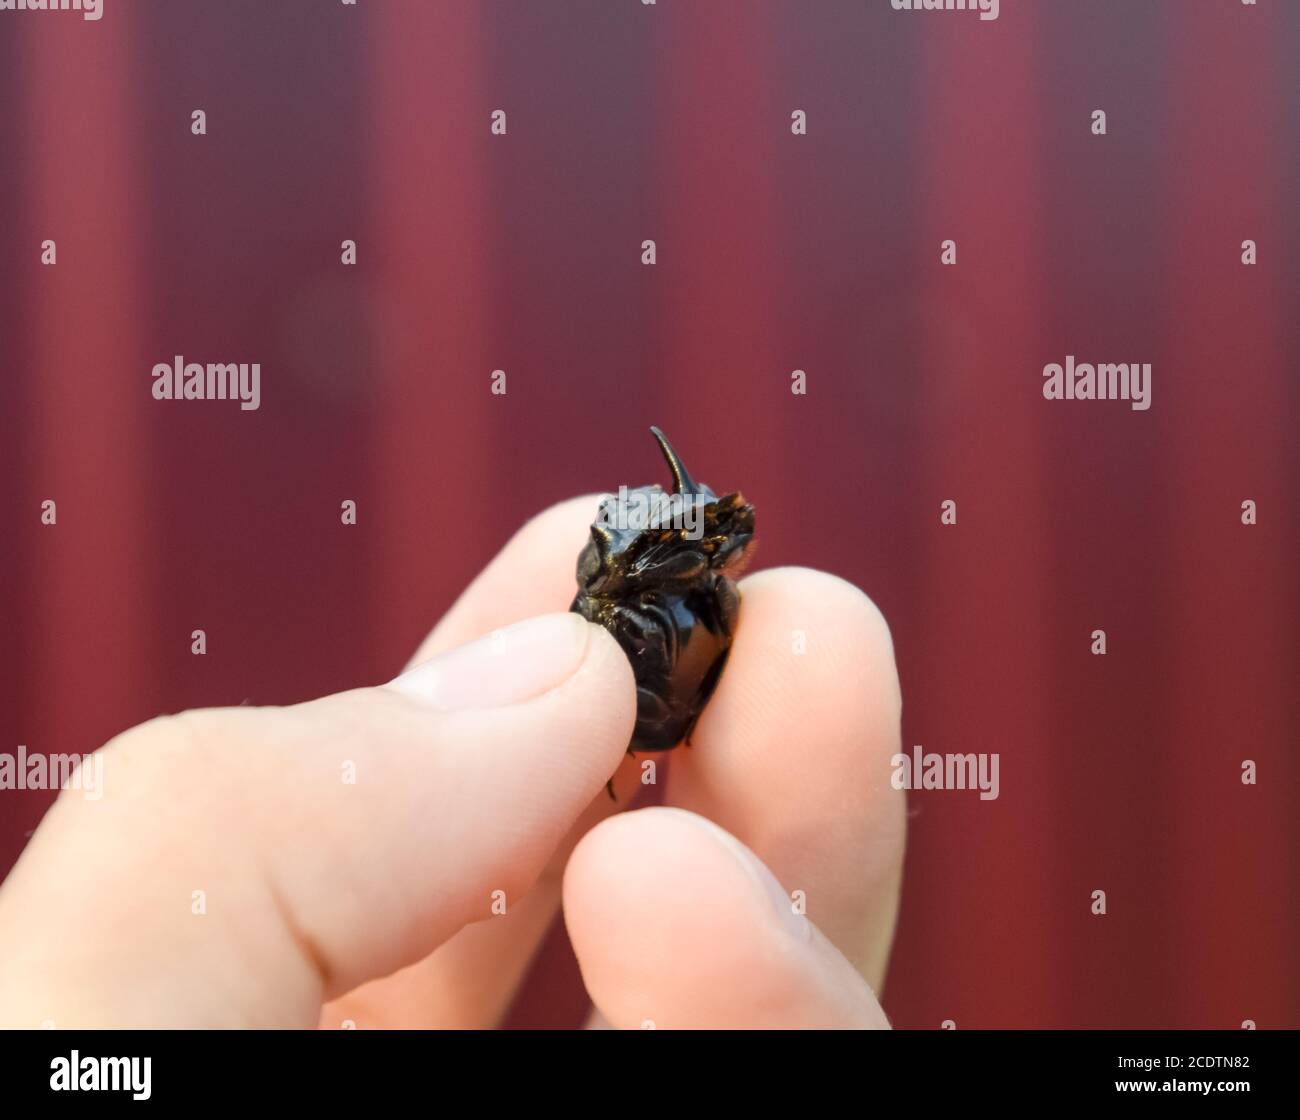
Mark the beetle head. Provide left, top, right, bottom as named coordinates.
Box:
left=576, top=428, right=755, bottom=595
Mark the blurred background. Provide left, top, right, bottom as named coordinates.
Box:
left=0, top=0, right=1296, bottom=1028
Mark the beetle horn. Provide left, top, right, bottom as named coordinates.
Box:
left=649, top=426, right=698, bottom=495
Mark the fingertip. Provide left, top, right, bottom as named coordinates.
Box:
left=691, top=565, right=903, bottom=798
left=564, top=808, right=887, bottom=1029
left=738, top=565, right=900, bottom=718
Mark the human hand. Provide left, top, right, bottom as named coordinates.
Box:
left=0, top=498, right=905, bottom=1029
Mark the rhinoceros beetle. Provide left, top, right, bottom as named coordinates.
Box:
left=571, top=428, right=755, bottom=778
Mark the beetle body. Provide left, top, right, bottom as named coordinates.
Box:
left=571, top=428, right=755, bottom=752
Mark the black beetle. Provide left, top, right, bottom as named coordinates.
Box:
left=571, top=427, right=756, bottom=763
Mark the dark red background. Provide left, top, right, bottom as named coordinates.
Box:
left=1, top=0, right=1296, bottom=1029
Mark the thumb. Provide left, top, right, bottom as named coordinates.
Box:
left=0, top=613, right=635, bottom=1028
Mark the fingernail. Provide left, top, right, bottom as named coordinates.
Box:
left=387, top=613, right=591, bottom=710
left=660, top=809, right=812, bottom=941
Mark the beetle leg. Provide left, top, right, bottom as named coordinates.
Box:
left=635, top=685, right=672, bottom=730
left=611, top=600, right=676, bottom=676
left=636, top=549, right=708, bottom=585
left=714, top=531, right=754, bottom=572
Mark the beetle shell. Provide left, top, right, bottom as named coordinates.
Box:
left=571, top=428, right=755, bottom=751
